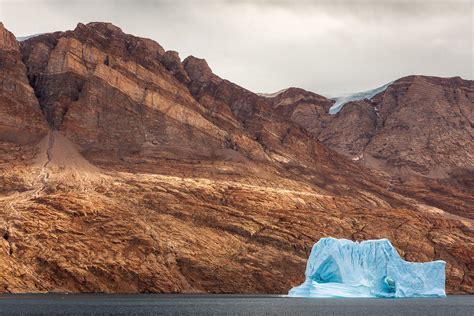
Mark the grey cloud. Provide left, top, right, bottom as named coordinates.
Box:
left=1, top=0, right=471, bottom=95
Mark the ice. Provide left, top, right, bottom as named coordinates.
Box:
left=328, top=82, right=392, bottom=114
left=288, top=238, right=446, bottom=298
left=16, top=34, right=43, bottom=42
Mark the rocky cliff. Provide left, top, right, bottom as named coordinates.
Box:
left=267, top=76, right=474, bottom=219
left=268, top=76, right=473, bottom=179
left=0, top=22, right=472, bottom=294
left=0, top=22, right=48, bottom=144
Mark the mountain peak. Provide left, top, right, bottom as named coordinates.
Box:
left=0, top=22, right=19, bottom=51
left=183, top=55, right=215, bottom=82
left=76, top=21, right=124, bottom=34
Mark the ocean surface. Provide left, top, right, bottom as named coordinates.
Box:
left=0, top=294, right=472, bottom=315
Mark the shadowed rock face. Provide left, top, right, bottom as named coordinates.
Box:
left=0, top=23, right=48, bottom=143
left=0, top=22, right=472, bottom=294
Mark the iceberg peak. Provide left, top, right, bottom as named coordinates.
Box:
left=289, top=237, right=446, bottom=298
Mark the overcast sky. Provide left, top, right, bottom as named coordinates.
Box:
left=1, top=0, right=472, bottom=95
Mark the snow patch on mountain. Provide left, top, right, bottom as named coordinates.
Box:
left=16, top=34, right=43, bottom=42
left=328, top=82, right=392, bottom=115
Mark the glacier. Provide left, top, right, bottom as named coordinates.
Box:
left=16, top=33, right=43, bottom=42
left=288, top=238, right=446, bottom=298
left=328, top=82, right=392, bottom=114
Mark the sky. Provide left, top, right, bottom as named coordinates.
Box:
left=1, top=0, right=472, bottom=95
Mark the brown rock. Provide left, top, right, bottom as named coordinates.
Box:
left=0, top=22, right=19, bottom=50
left=161, top=50, right=190, bottom=84
left=272, top=76, right=474, bottom=178
left=266, top=77, right=474, bottom=219
left=0, top=23, right=48, bottom=144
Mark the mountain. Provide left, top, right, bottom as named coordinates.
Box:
left=268, top=76, right=473, bottom=179
left=266, top=77, right=474, bottom=219
left=0, top=22, right=472, bottom=294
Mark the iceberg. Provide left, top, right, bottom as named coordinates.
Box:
left=289, top=238, right=446, bottom=298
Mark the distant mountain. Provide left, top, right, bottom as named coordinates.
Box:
left=266, top=75, right=474, bottom=219
left=267, top=76, right=473, bottom=179
left=0, top=22, right=472, bottom=294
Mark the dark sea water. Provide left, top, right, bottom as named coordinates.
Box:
left=0, top=294, right=472, bottom=315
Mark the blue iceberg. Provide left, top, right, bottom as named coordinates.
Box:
left=289, top=238, right=446, bottom=298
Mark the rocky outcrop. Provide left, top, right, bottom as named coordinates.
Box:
left=0, top=23, right=20, bottom=49
left=269, top=87, right=333, bottom=134
left=0, top=22, right=472, bottom=295
left=364, top=76, right=473, bottom=177
left=0, top=23, right=48, bottom=143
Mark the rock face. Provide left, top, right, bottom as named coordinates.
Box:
left=0, top=23, right=48, bottom=143
left=289, top=238, right=446, bottom=298
left=0, top=22, right=473, bottom=294
left=266, top=77, right=474, bottom=220
left=267, top=77, right=474, bottom=179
